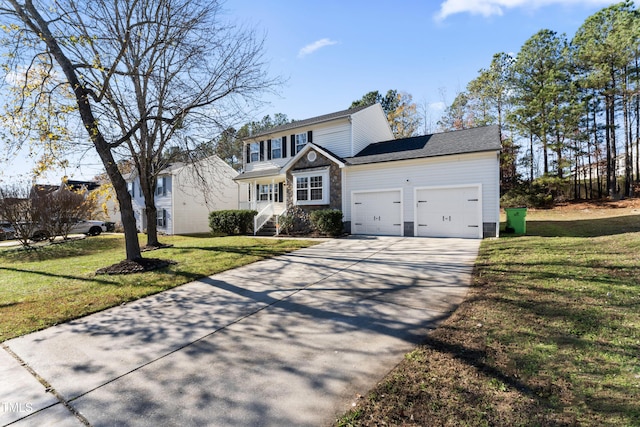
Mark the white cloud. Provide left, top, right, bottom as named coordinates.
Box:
left=298, top=38, right=339, bottom=58
left=435, top=0, right=618, bottom=21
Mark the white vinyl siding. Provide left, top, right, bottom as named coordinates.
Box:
left=343, top=151, right=499, bottom=236
left=242, top=105, right=394, bottom=172
left=313, top=121, right=351, bottom=158
left=351, top=104, right=394, bottom=156
left=171, top=156, right=243, bottom=235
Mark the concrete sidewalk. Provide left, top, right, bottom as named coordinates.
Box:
left=1, top=236, right=480, bottom=426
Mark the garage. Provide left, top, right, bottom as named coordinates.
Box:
left=415, top=185, right=482, bottom=239
left=352, top=190, right=402, bottom=236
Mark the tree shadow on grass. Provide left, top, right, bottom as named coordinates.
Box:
left=0, top=266, right=119, bottom=286
left=0, top=237, right=124, bottom=262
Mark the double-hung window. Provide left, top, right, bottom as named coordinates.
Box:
left=295, top=133, right=307, bottom=154
left=157, top=209, right=167, bottom=228
left=271, top=138, right=282, bottom=159
left=127, top=181, right=135, bottom=197
left=259, top=184, right=270, bottom=201
left=296, top=177, right=308, bottom=201
left=250, top=142, right=260, bottom=162
left=259, top=184, right=280, bottom=201
left=293, top=169, right=329, bottom=205
left=155, top=177, right=167, bottom=196
left=310, top=176, right=323, bottom=200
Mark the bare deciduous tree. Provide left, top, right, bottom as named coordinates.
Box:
left=31, top=184, right=94, bottom=240
left=0, top=184, right=38, bottom=247
left=0, top=0, right=279, bottom=260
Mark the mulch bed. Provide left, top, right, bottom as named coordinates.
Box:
left=96, top=257, right=176, bottom=275
left=96, top=243, right=176, bottom=275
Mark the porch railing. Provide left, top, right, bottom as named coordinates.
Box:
left=254, top=203, right=274, bottom=236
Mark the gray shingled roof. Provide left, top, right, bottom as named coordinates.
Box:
left=248, top=104, right=372, bottom=139
left=233, top=168, right=282, bottom=180
left=346, top=125, right=501, bottom=165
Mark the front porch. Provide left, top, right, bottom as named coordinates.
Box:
left=238, top=178, right=287, bottom=236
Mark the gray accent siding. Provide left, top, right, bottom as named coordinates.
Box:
left=403, top=222, right=414, bottom=237
left=483, top=222, right=497, bottom=238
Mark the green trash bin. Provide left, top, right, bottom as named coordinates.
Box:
left=504, top=207, right=527, bottom=235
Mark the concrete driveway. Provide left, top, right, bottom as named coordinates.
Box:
left=1, top=236, right=480, bottom=427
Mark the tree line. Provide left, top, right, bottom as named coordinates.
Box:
left=438, top=0, right=640, bottom=202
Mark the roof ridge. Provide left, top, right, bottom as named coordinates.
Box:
left=248, top=104, right=374, bottom=139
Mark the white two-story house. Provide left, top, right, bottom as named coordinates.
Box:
left=127, top=155, right=245, bottom=235
left=235, top=104, right=501, bottom=239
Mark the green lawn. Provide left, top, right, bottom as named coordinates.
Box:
left=339, top=207, right=640, bottom=426
left=0, top=234, right=317, bottom=342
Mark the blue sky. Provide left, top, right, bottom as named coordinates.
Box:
left=231, top=0, right=619, bottom=122
left=1, top=0, right=621, bottom=183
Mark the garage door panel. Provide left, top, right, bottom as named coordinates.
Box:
left=416, top=186, right=481, bottom=239
left=352, top=191, right=402, bottom=236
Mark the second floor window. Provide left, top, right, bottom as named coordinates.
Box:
left=155, top=177, right=167, bottom=196
left=250, top=142, right=260, bottom=162
left=127, top=181, right=135, bottom=197
left=295, top=133, right=307, bottom=153
left=271, top=138, right=282, bottom=159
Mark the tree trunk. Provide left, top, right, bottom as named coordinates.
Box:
left=19, top=0, right=142, bottom=260
left=623, top=66, right=631, bottom=197
left=542, top=135, right=549, bottom=176
left=529, top=133, right=535, bottom=184
left=555, top=130, right=563, bottom=179
left=606, top=94, right=613, bottom=197
left=139, top=172, right=161, bottom=247
left=609, top=68, right=619, bottom=198
left=635, top=55, right=640, bottom=187
left=104, top=152, right=143, bottom=260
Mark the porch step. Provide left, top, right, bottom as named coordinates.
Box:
left=255, top=216, right=277, bottom=236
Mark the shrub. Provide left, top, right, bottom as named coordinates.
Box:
left=310, top=209, right=343, bottom=236
left=501, top=176, right=570, bottom=209
left=208, top=210, right=257, bottom=235
left=278, top=206, right=312, bottom=235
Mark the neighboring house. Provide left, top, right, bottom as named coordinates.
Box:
left=127, top=155, right=245, bottom=235
left=235, top=104, right=501, bottom=238
left=574, top=146, right=639, bottom=181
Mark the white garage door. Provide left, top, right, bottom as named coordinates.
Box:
left=352, top=190, right=402, bottom=236
left=415, top=186, right=481, bottom=238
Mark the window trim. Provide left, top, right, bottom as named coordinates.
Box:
left=292, top=168, right=329, bottom=205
